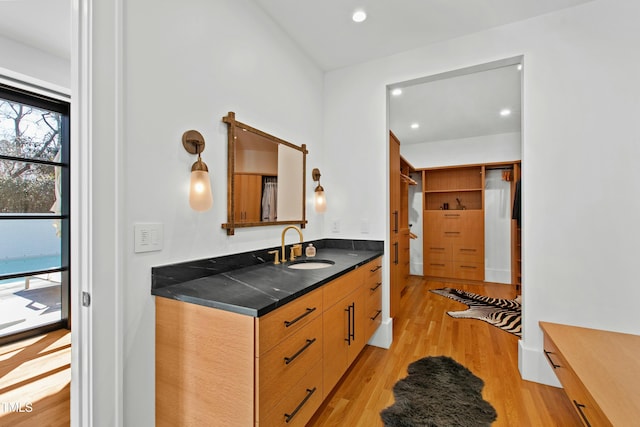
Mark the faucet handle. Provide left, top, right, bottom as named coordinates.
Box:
left=268, top=250, right=280, bottom=265
left=289, top=247, right=297, bottom=262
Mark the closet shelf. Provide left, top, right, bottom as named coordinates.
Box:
left=424, top=188, right=481, bottom=193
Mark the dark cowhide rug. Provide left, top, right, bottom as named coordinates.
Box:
left=380, top=356, right=497, bottom=427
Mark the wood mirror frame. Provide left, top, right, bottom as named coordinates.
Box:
left=221, top=112, right=308, bottom=235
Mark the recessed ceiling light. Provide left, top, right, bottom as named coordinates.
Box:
left=391, top=88, right=402, bottom=96
left=410, top=123, right=420, bottom=129
left=352, top=10, right=367, bottom=23
left=517, top=64, right=523, bottom=71
left=500, top=109, right=512, bottom=117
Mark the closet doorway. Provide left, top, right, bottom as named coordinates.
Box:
left=387, top=57, right=523, bottom=291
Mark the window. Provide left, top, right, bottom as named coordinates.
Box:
left=0, top=84, right=70, bottom=344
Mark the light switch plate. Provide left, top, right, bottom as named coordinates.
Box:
left=134, top=223, right=164, bottom=253
left=331, top=219, right=340, bottom=233
left=361, top=218, right=369, bottom=234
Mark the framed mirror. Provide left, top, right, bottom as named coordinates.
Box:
left=221, top=112, right=307, bottom=235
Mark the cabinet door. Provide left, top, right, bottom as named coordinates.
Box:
left=234, top=174, right=262, bottom=223
left=389, top=132, right=401, bottom=318
left=347, top=286, right=366, bottom=365
left=322, top=300, right=349, bottom=399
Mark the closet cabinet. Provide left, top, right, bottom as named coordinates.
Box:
left=234, top=173, right=262, bottom=223
left=423, top=165, right=485, bottom=281
left=389, top=131, right=415, bottom=317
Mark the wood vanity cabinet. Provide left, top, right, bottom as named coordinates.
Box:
left=234, top=173, right=262, bottom=223
left=156, top=256, right=383, bottom=426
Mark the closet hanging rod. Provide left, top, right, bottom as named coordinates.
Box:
left=486, top=166, right=514, bottom=171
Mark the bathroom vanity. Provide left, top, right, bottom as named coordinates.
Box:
left=152, top=240, right=383, bottom=426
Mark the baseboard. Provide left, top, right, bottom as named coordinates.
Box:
left=518, top=340, right=561, bottom=387
left=368, top=317, right=393, bottom=349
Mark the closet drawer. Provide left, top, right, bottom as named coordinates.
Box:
left=260, top=359, right=323, bottom=427
left=453, top=244, right=483, bottom=263
left=424, top=244, right=451, bottom=261
left=256, top=288, right=323, bottom=356
left=452, top=262, right=484, bottom=281
left=543, top=334, right=611, bottom=427
left=258, top=316, right=323, bottom=417
left=425, top=260, right=453, bottom=277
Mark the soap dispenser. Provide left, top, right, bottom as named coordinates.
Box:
left=305, top=243, right=316, bottom=257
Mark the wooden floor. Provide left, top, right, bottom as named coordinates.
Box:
left=308, top=277, right=583, bottom=427
left=0, top=329, right=70, bottom=427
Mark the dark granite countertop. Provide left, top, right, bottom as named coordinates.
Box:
left=151, top=239, right=383, bottom=317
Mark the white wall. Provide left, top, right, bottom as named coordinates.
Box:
left=401, top=132, right=521, bottom=168
left=0, top=35, right=70, bottom=91
left=120, top=0, right=324, bottom=425
left=324, top=0, right=640, bottom=387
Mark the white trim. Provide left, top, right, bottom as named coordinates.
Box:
left=71, top=0, right=92, bottom=425
left=368, top=318, right=393, bottom=349
left=0, top=66, right=70, bottom=101
left=518, top=340, right=561, bottom=387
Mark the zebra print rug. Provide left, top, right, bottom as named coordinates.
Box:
left=430, top=288, right=522, bottom=337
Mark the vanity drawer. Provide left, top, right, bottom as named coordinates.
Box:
left=364, top=257, right=383, bottom=282
left=256, top=288, right=323, bottom=356
left=365, top=286, right=382, bottom=341
left=323, top=267, right=364, bottom=309
left=543, top=334, right=611, bottom=427
left=259, top=359, right=323, bottom=427
left=257, top=315, right=323, bottom=418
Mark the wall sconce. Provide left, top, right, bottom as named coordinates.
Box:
left=312, top=168, right=326, bottom=213
left=182, top=130, right=213, bottom=212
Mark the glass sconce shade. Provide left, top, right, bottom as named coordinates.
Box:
left=189, top=157, right=213, bottom=212
left=314, top=186, right=326, bottom=213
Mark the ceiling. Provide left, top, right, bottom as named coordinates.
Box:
left=0, top=0, right=591, bottom=145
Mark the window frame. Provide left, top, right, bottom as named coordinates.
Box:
left=0, top=83, right=71, bottom=345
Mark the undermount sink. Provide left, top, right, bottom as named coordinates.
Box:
left=287, top=259, right=335, bottom=270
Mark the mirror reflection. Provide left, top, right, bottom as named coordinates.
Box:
left=222, top=112, right=307, bottom=235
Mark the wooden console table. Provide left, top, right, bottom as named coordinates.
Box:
left=540, top=321, right=640, bottom=426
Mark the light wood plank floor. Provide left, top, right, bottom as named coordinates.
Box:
left=308, top=277, right=583, bottom=426
left=0, top=329, right=70, bottom=427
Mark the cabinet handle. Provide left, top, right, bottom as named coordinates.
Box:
left=344, top=305, right=352, bottom=345
left=459, top=248, right=476, bottom=252
left=284, top=387, right=317, bottom=423
left=350, top=303, right=356, bottom=343
left=459, top=265, right=477, bottom=269
left=370, top=282, right=382, bottom=291
left=573, top=400, right=592, bottom=427
left=394, top=242, right=399, bottom=265
left=444, top=213, right=460, bottom=217
left=284, top=307, right=317, bottom=328
left=284, top=338, right=317, bottom=365
left=429, top=247, right=445, bottom=251
left=430, top=263, right=445, bottom=267
left=370, top=265, right=382, bottom=273
left=543, top=350, right=561, bottom=369
left=393, top=210, right=399, bottom=233
left=444, top=231, right=460, bottom=235
left=370, top=310, right=382, bottom=321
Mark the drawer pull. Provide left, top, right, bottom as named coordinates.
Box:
left=444, top=214, right=460, bottom=217
left=459, top=248, right=477, bottom=252
left=430, top=263, right=445, bottom=267
left=573, top=400, right=592, bottom=427
left=284, top=338, right=317, bottom=365
left=284, top=387, right=317, bottom=423
left=370, top=282, right=382, bottom=291
left=444, top=231, right=460, bottom=235
left=430, top=247, right=445, bottom=251
left=370, top=310, right=382, bottom=321
left=370, top=265, right=382, bottom=273
left=460, top=265, right=477, bottom=269
left=284, top=307, right=317, bottom=328
left=543, top=350, right=561, bottom=369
